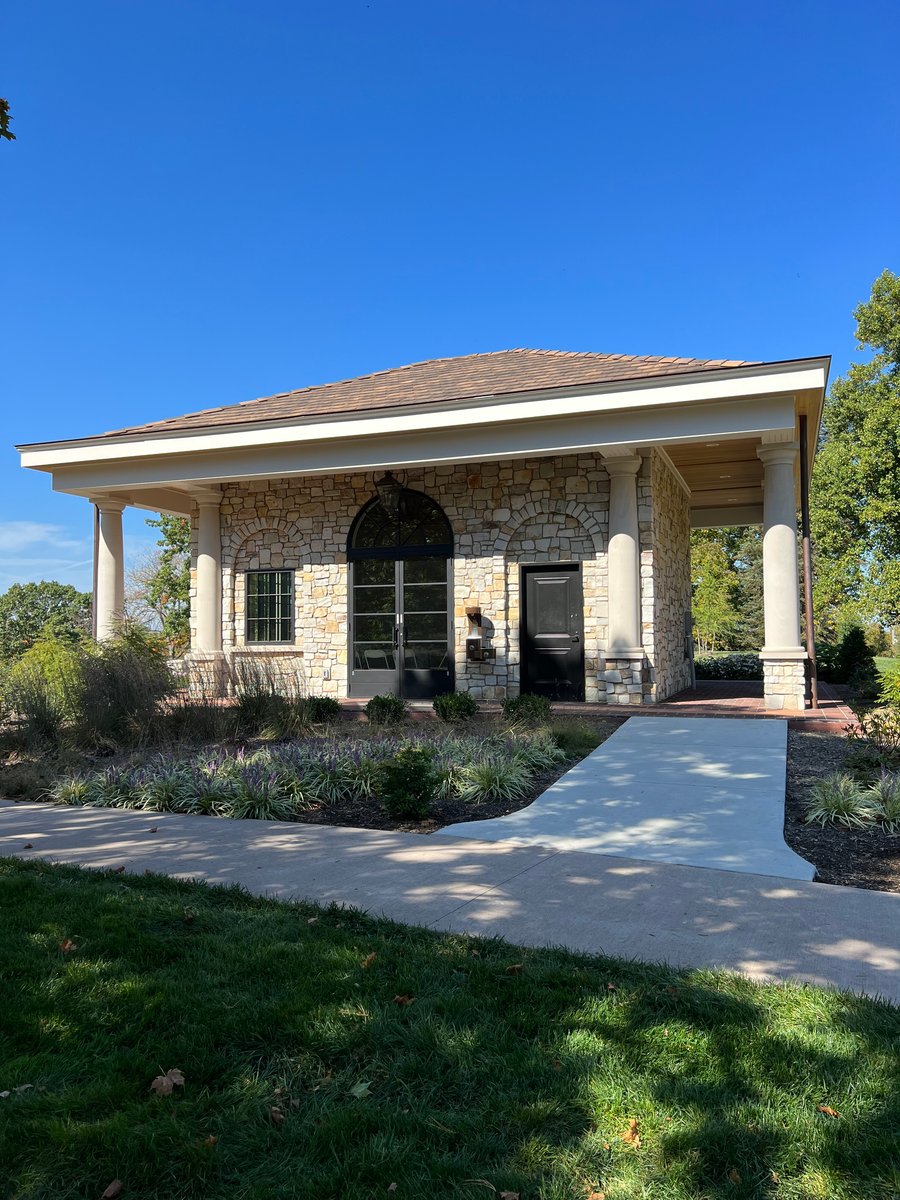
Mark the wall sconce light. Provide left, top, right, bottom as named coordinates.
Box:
left=375, top=471, right=404, bottom=516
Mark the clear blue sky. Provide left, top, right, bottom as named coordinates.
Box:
left=2, top=0, right=898, bottom=593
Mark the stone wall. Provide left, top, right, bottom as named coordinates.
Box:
left=649, top=450, right=695, bottom=700
left=186, top=448, right=695, bottom=703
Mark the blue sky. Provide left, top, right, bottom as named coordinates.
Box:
left=2, top=0, right=898, bottom=593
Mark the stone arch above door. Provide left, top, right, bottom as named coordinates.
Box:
left=495, top=499, right=606, bottom=556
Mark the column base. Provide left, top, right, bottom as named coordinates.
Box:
left=603, top=656, right=653, bottom=706
left=760, top=651, right=807, bottom=712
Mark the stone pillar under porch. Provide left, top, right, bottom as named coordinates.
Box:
left=757, top=442, right=807, bottom=711
left=602, top=452, right=649, bottom=705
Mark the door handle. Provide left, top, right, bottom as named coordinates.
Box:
left=571, top=635, right=580, bottom=643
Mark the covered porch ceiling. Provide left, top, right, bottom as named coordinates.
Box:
left=18, top=352, right=829, bottom=527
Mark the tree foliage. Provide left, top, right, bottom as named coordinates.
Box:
left=690, top=527, right=763, bottom=651
left=811, top=270, right=900, bottom=630
left=0, top=98, right=14, bottom=142
left=144, top=515, right=191, bottom=655
left=0, top=581, right=91, bottom=662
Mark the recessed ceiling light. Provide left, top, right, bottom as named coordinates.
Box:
left=719, top=474, right=732, bottom=479
left=706, top=442, right=720, bottom=447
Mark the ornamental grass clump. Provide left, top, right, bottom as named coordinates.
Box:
left=804, top=773, right=877, bottom=829
left=456, top=754, right=532, bottom=805
left=866, top=771, right=900, bottom=833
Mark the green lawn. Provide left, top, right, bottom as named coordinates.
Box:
left=875, top=656, right=896, bottom=677
left=1, top=861, right=898, bottom=1200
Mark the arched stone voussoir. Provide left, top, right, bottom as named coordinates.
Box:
left=496, top=499, right=606, bottom=554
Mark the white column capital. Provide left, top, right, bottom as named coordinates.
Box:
left=94, top=498, right=126, bottom=515
left=190, top=486, right=223, bottom=508
left=603, top=453, right=643, bottom=477
left=757, top=442, right=799, bottom=468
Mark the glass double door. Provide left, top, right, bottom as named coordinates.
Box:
left=350, top=556, right=453, bottom=698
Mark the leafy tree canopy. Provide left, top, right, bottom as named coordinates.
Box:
left=811, top=269, right=900, bottom=628
left=144, top=515, right=191, bottom=654
left=0, top=581, right=91, bottom=662
left=690, top=527, right=763, bottom=651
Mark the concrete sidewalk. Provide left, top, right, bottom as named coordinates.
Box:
left=2, top=800, right=898, bottom=1004
left=439, top=717, right=814, bottom=880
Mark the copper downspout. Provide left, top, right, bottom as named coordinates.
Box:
left=799, top=415, right=818, bottom=709
left=92, top=503, right=100, bottom=641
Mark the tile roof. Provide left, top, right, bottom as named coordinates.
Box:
left=97, top=349, right=755, bottom=439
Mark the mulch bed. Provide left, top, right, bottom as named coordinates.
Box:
left=784, top=729, right=900, bottom=893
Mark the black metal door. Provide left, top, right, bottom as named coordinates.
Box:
left=521, top=564, right=585, bottom=701
left=350, top=557, right=453, bottom=699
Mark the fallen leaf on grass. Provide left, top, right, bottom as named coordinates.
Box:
left=551, top=1059, right=562, bottom=1071
left=387, top=1185, right=397, bottom=1193
left=270, top=1105, right=285, bottom=1125
left=362, top=952, right=377, bottom=969
left=307, top=917, right=319, bottom=925
left=586, top=1192, right=606, bottom=1200
left=817, top=1104, right=841, bottom=1118
left=100, top=1180, right=123, bottom=1199
left=348, top=1080, right=372, bottom=1099
left=621, top=1118, right=641, bottom=1148
left=727, top=1168, right=741, bottom=1184
left=111, top=866, right=126, bottom=874
left=148, top=827, right=158, bottom=834
left=150, top=1068, right=185, bottom=1096
left=58, top=939, right=77, bottom=954
left=202, top=1135, right=218, bottom=1147
left=23, top=843, right=33, bottom=850
left=505, top=963, right=524, bottom=976
left=607, top=982, right=618, bottom=992
left=393, top=994, right=415, bottom=1006
left=499, top=1193, right=520, bottom=1199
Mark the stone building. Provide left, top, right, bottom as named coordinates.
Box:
left=18, top=349, right=829, bottom=709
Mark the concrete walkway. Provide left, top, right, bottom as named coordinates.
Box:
left=438, top=717, right=815, bottom=880
left=2, top=800, right=898, bottom=1004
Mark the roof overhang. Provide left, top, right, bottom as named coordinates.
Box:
left=18, top=356, right=830, bottom=521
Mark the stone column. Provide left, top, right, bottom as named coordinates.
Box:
left=757, top=442, right=806, bottom=710
left=95, top=500, right=125, bottom=641
left=603, top=453, right=648, bottom=705
left=195, top=498, right=223, bottom=653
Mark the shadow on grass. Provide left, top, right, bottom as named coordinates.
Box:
left=0, top=858, right=897, bottom=1200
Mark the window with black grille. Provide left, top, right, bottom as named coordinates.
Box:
left=245, top=570, right=294, bottom=643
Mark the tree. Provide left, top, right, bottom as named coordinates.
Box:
left=690, top=527, right=763, bottom=651
left=0, top=98, right=14, bottom=142
left=143, top=516, right=191, bottom=655
left=690, top=534, right=739, bottom=652
left=0, top=581, right=91, bottom=662
left=811, top=269, right=900, bottom=630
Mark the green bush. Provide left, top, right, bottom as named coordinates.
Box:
left=693, top=653, right=763, bottom=681
left=879, top=667, right=900, bottom=707
left=501, top=693, right=552, bottom=724
left=365, top=693, right=408, bottom=727
left=456, top=754, right=531, bottom=805
left=375, top=745, right=440, bottom=819
left=549, top=719, right=607, bottom=759
left=804, top=772, right=876, bottom=828
left=866, top=771, right=900, bottom=833
left=74, top=630, right=174, bottom=747
left=4, top=638, right=83, bottom=744
left=432, top=691, right=479, bottom=722
left=818, top=627, right=879, bottom=698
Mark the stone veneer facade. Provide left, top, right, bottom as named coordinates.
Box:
left=188, top=449, right=694, bottom=703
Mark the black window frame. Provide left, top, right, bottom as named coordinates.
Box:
left=244, top=568, right=295, bottom=645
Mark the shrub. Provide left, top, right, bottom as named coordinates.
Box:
left=456, top=754, right=531, bottom=805
left=548, top=719, right=607, bottom=760
left=846, top=705, right=900, bottom=764
left=879, top=667, right=900, bottom=708
left=226, top=766, right=298, bottom=821
left=74, top=631, right=174, bottom=748
left=4, top=638, right=82, bottom=745
left=432, top=691, right=479, bottom=722
left=365, top=693, right=408, bottom=727
left=375, top=745, right=440, bottom=819
left=306, top=696, right=342, bottom=724
left=501, top=693, right=552, bottom=724
left=866, top=771, right=900, bottom=833
left=804, top=773, right=876, bottom=828
left=693, top=653, right=763, bottom=681
left=819, top=627, right=879, bottom=698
